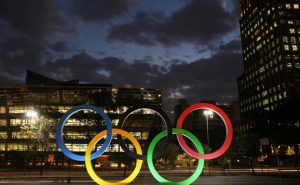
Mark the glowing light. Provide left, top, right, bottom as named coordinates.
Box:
left=26, top=111, right=38, bottom=118
left=203, top=110, right=213, bottom=116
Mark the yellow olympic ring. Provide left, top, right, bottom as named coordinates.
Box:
left=85, top=129, right=143, bottom=185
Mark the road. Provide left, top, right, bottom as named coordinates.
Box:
left=0, top=176, right=299, bottom=185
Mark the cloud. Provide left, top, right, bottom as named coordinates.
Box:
left=52, top=41, right=69, bottom=52
left=0, top=0, right=77, bottom=38
left=108, top=0, right=237, bottom=46
left=0, top=36, right=242, bottom=117
left=0, top=0, right=243, bottom=113
left=0, top=73, right=22, bottom=87
left=72, top=0, right=139, bottom=22
left=0, top=36, right=46, bottom=77
left=219, top=39, right=242, bottom=53
left=36, top=39, right=242, bottom=102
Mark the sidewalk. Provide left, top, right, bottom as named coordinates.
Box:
left=1, top=167, right=299, bottom=181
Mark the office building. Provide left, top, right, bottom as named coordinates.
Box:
left=238, top=0, right=300, bottom=129
left=0, top=71, right=162, bottom=167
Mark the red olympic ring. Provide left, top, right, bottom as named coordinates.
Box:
left=176, top=103, right=233, bottom=160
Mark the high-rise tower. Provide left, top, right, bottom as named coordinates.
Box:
left=238, top=0, right=300, bottom=128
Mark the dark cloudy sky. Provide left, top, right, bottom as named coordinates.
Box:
left=0, top=0, right=243, bottom=111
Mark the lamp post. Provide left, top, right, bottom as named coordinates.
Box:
left=203, top=110, right=213, bottom=175
left=25, top=110, right=38, bottom=175
left=203, top=110, right=213, bottom=146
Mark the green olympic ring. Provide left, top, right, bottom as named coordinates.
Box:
left=147, top=128, right=204, bottom=185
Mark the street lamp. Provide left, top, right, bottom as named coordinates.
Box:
left=203, top=110, right=213, bottom=146
left=25, top=110, right=38, bottom=175
left=203, top=110, right=213, bottom=175
left=26, top=111, right=38, bottom=118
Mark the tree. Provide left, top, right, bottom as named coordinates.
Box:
left=20, top=106, right=58, bottom=175
left=162, top=143, right=180, bottom=169
left=218, top=132, right=260, bottom=174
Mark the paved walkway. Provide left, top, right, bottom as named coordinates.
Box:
left=0, top=176, right=300, bottom=185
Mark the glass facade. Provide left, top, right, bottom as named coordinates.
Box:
left=238, top=0, right=300, bottom=126
left=0, top=72, right=163, bottom=165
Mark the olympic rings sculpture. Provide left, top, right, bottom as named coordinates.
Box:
left=56, top=103, right=233, bottom=185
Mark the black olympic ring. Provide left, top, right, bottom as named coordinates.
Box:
left=117, top=105, right=172, bottom=160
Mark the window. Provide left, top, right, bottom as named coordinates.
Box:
left=292, top=45, right=298, bottom=51
left=286, top=4, right=291, bottom=9
left=7, top=143, right=28, bottom=151
left=283, top=36, right=288, bottom=43
left=257, top=36, right=261, bottom=41
left=257, top=44, right=262, bottom=50
left=289, top=29, right=295, bottom=34
left=9, top=106, right=34, bottom=114
left=12, top=132, right=30, bottom=139
left=291, top=37, right=296, bottom=44
left=0, top=120, right=6, bottom=126
left=0, top=144, right=5, bottom=151
left=263, top=99, right=269, bottom=105
left=0, top=107, right=5, bottom=114
left=294, top=4, right=299, bottom=9
left=142, top=132, right=149, bottom=140
left=10, top=119, right=23, bottom=126
left=262, top=91, right=268, bottom=97
left=0, top=132, right=7, bottom=139
left=284, top=45, right=289, bottom=51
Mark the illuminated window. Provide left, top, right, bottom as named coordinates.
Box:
left=12, top=132, right=30, bottom=139
left=65, top=132, right=87, bottom=139
left=257, top=36, right=261, bottom=41
left=9, top=106, right=34, bottom=114
left=262, top=91, right=268, bottom=97
left=292, top=45, right=298, bottom=51
left=0, top=120, right=6, bottom=126
left=291, top=37, right=296, bottom=44
left=289, top=29, right=295, bottom=34
left=58, top=106, right=73, bottom=113
left=142, top=132, right=149, bottom=140
left=66, top=144, right=88, bottom=152
left=263, top=99, right=269, bottom=105
left=283, top=36, right=288, bottom=43
left=0, top=107, right=5, bottom=114
left=286, top=4, right=291, bottom=9
left=7, top=143, right=28, bottom=151
left=294, top=4, right=299, bottom=9
left=284, top=45, right=289, bottom=51
left=0, top=144, right=5, bottom=151
left=257, top=44, right=262, bottom=50
left=107, top=144, right=120, bottom=152
left=10, top=119, right=23, bottom=126
left=0, top=132, right=7, bottom=139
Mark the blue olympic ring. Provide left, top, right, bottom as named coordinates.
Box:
left=56, top=105, right=113, bottom=161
